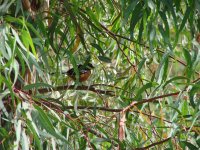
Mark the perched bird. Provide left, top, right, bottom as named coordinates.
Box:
left=67, top=63, right=94, bottom=82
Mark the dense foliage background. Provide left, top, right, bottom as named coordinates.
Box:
left=0, top=0, right=200, bottom=149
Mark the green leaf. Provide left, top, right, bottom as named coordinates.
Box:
left=129, top=2, right=143, bottom=39
left=186, top=111, right=200, bottom=138
left=33, top=105, right=68, bottom=142
left=79, top=11, right=102, bottom=32
left=189, top=81, right=200, bottom=108
left=183, top=48, right=192, bottom=66
left=158, top=24, right=170, bottom=46
left=92, top=138, right=110, bottom=143
left=16, top=48, right=26, bottom=76
left=183, top=48, right=193, bottom=79
left=5, top=16, right=42, bottom=40
left=25, top=118, right=42, bottom=150
left=0, top=89, right=10, bottom=117
left=137, top=18, right=144, bottom=43
left=0, top=75, right=14, bottom=100
left=0, top=0, right=14, bottom=16
left=162, top=55, right=169, bottom=82
left=181, top=100, right=189, bottom=116
left=123, top=0, right=139, bottom=24
left=179, top=7, right=191, bottom=33
left=11, top=59, right=20, bottom=85
left=21, top=29, right=37, bottom=57
left=137, top=57, right=146, bottom=75
left=21, top=129, right=29, bottom=150
left=98, top=56, right=112, bottom=63
left=159, top=11, right=169, bottom=38
left=91, top=43, right=105, bottom=55
left=163, top=76, right=189, bottom=89
left=85, top=7, right=101, bottom=27
left=0, top=127, right=9, bottom=138
left=156, top=51, right=171, bottom=84
left=64, top=1, right=87, bottom=50
left=181, top=141, right=198, bottom=150
left=162, top=0, right=177, bottom=29
left=23, top=83, right=53, bottom=91
left=149, top=24, right=156, bottom=54
left=135, top=82, right=156, bottom=99
left=181, top=96, right=189, bottom=116
left=95, top=125, right=109, bottom=138
left=14, top=119, right=22, bottom=150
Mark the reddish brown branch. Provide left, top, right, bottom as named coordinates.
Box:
left=38, top=85, right=115, bottom=96
left=134, top=137, right=171, bottom=150
left=122, top=92, right=180, bottom=113
left=60, top=106, right=172, bottom=123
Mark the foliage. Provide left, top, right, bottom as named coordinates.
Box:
left=0, top=0, right=200, bottom=149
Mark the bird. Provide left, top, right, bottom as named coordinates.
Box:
left=66, top=63, right=94, bottom=82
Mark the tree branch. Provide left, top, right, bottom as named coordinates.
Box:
left=38, top=85, right=115, bottom=96
left=134, top=137, right=171, bottom=150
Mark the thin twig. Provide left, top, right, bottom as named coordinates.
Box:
left=134, top=137, right=171, bottom=150
left=38, top=85, right=115, bottom=96
left=122, top=92, right=180, bottom=113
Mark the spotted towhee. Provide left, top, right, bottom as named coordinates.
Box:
left=67, top=63, right=94, bottom=82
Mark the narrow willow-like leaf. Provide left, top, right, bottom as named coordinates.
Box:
left=92, top=138, right=110, bottom=143
left=25, top=118, right=42, bottom=150
left=163, top=76, right=189, bottom=89
left=11, top=59, right=19, bottom=85
left=5, top=16, right=42, bottom=40
left=91, top=43, right=105, bottom=55
left=78, top=11, right=102, bottom=32
left=95, top=125, right=109, bottom=138
left=159, top=11, right=169, bottom=38
left=0, top=75, right=14, bottom=100
left=123, top=0, right=139, bottom=24
left=21, top=128, right=29, bottom=150
left=48, top=11, right=60, bottom=53
left=181, top=141, right=198, bottom=150
left=181, top=100, right=189, bottom=116
left=137, top=57, right=146, bottom=75
left=15, top=48, right=26, bottom=76
left=78, top=137, right=87, bottom=150
left=64, top=1, right=87, bottom=50
left=98, top=56, right=111, bottom=63
left=183, top=48, right=192, bottom=66
left=183, top=48, right=192, bottom=79
left=21, top=29, right=37, bottom=57
left=33, top=105, right=67, bottom=142
left=162, top=0, right=177, bottom=29
left=186, top=111, right=200, bottom=138
left=0, top=0, right=14, bottom=16
left=156, top=51, right=170, bottom=84
left=86, top=7, right=100, bottom=27
left=121, top=76, right=136, bottom=99
left=162, top=55, right=169, bottom=82
left=135, top=82, right=156, bottom=100
left=179, top=7, right=191, bottom=33
left=137, top=18, right=144, bottom=43
left=130, top=2, right=143, bottom=39
left=14, top=119, right=22, bottom=150
left=149, top=24, right=156, bottom=54
left=0, top=89, right=10, bottom=117
left=23, top=83, right=53, bottom=91
left=0, top=127, right=9, bottom=149
left=158, top=24, right=170, bottom=46
left=189, top=81, right=200, bottom=108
